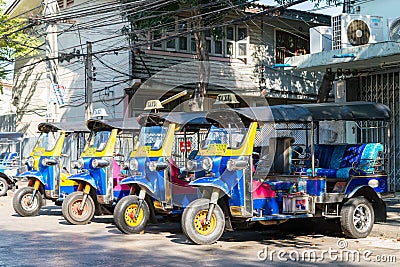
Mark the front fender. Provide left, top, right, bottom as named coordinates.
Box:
left=120, top=176, right=155, bottom=194
left=345, top=185, right=387, bottom=223
left=17, top=170, right=46, bottom=185
left=189, top=176, right=230, bottom=197
left=67, top=172, right=97, bottom=189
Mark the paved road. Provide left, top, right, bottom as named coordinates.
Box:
left=1, top=194, right=399, bottom=266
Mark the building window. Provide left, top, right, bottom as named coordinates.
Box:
left=275, top=30, right=309, bottom=64
left=236, top=27, right=248, bottom=57
left=149, top=21, right=248, bottom=58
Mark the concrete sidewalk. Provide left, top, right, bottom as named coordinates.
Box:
left=371, top=197, right=400, bottom=239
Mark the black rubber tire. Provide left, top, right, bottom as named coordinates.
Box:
left=113, top=195, right=150, bottom=234
left=12, top=187, right=43, bottom=216
left=181, top=198, right=225, bottom=245
left=62, top=191, right=95, bottom=225
left=340, top=197, right=375, bottom=238
left=0, top=177, right=8, bottom=197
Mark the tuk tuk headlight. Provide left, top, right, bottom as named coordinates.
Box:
left=226, top=159, right=248, bottom=171
left=201, top=157, right=213, bottom=171
left=27, top=157, right=34, bottom=168
left=148, top=161, right=158, bottom=172
left=41, top=158, right=58, bottom=166
left=148, top=160, right=169, bottom=172
left=92, top=159, right=110, bottom=168
left=129, top=158, right=139, bottom=171
left=78, top=158, right=85, bottom=169
left=186, top=160, right=197, bottom=171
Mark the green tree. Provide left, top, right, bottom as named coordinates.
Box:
left=0, top=0, right=40, bottom=93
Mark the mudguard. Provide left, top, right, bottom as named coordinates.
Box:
left=120, top=176, right=155, bottom=194
left=345, top=185, right=387, bottom=223
left=189, top=176, right=231, bottom=197
left=67, top=172, right=97, bottom=189
left=18, top=170, right=46, bottom=185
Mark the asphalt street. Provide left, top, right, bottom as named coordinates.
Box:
left=0, top=193, right=399, bottom=267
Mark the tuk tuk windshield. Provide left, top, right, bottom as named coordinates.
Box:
left=203, top=126, right=247, bottom=150
left=35, top=131, right=61, bottom=152
left=138, top=126, right=168, bottom=151
left=87, top=131, right=112, bottom=152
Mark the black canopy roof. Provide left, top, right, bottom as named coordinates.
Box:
left=230, top=102, right=390, bottom=123
left=0, top=132, right=24, bottom=142
left=86, top=117, right=140, bottom=132
left=138, top=111, right=209, bottom=127
left=38, top=121, right=90, bottom=133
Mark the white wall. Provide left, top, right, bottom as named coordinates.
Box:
left=357, top=0, right=399, bottom=19
left=12, top=0, right=131, bottom=136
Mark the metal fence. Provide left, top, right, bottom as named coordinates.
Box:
left=358, top=71, right=400, bottom=191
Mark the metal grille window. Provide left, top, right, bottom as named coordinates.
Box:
left=358, top=71, right=399, bottom=191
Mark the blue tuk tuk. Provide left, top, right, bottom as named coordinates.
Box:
left=181, top=102, right=390, bottom=244
left=12, top=122, right=89, bottom=216
left=113, top=111, right=210, bottom=234
left=61, top=117, right=140, bottom=225
left=0, top=132, right=23, bottom=197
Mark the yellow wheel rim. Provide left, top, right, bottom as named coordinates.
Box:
left=193, top=210, right=217, bottom=236
left=124, top=204, right=144, bottom=227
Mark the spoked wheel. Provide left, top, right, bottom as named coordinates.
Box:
left=340, top=197, right=374, bottom=238
left=114, top=195, right=150, bottom=234
left=62, top=191, right=95, bottom=225
left=181, top=198, right=225, bottom=245
left=0, top=177, right=8, bottom=197
left=12, top=187, right=43, bottom=216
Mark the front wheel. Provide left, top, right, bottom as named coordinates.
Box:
left=181, top=198, right=225, bottom=245
left=340, top=197, right=375, bottom=238
left=12, top=187, right=43, bottom=216
left=62, top=191, right=95, bottom=225
left=114, top=195, right=150, bottom=234
left=0, top=177, right=9, bottom=197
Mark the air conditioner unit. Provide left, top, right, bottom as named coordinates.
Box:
left=332, top=14, right=384, bottom=50
left=310, top=26, right=332, bottom=54
left=388, top=17, right=400, bottom=42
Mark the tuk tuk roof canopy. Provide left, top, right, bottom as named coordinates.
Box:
left=86, top=118, right=140, bottom=132
left=0, top=132, right=24, bottom=142
left=232, top=102, right=390, bottom=123
left=38, top=122, right=90, bottom=133
left=138, top=111, right=209, bottom=127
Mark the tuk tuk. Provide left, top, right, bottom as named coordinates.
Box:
left=181, top=102, right=390, bottom=245
left=12, top=122, right=89, bottom=216
left=113, top=111, right=210, bottom=234
left=0, top=132, right=23, bottom=197
left=61, top=117, right=140, bottom=225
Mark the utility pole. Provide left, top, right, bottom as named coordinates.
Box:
left=85, top=41, right=93, bottom=120
left=44, top=0, right=59, bottom=122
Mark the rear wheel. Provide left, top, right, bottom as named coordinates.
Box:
left=181, top=198, right=225, bottom=245
left=114, top=195, right=150, bottom=234
left=0, top=177, right=9, bottom=197
left=340, top=197, right=374, bottom=238
left=12, top=187, right=43, bottom=216
left=62, top=191, right=95, bottom=225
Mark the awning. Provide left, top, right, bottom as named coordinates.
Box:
left=285, top=42, right=400, bottom=73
